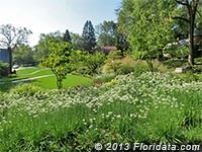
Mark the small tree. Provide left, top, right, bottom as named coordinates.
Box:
left=41, top=42, right=73, bottom=89
left=82, top=52, right=105, bottom=76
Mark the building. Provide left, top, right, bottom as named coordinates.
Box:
left=0, top=48, right=9, bottom=63
left=97, top=46, right=117, bottom=55
left=0, top=48, right=10, bottom=76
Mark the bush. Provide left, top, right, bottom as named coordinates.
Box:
left=116, top=64, right=135, bottom=75
left=94, top=73, right=116, bottom=83
left=134, top=61, right=150, bottom=76
left=0, top=61, right=9, bottom=77
left=163, top=44, right=189, bottom=59
left=10, top=83, right=44, bottom=97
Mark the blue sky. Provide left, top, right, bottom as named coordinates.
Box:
left=0, top=0, right=121, bottom=46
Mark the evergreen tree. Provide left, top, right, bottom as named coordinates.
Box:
left=82, top=20, right=96, bottom=52
left=63, top=29, right=71, bottom=43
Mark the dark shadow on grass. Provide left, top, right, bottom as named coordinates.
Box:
left=0, top=83, right=17, bottom=93
left=163, top=59, right=188, bottom=68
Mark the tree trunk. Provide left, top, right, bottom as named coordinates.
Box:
left=8, top=47, right=12, bottom=74
left=189, top=26, right=195, bottom=66
left=188, top=7, right=195, bottom=67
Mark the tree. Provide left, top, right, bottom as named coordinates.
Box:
left=96, top=21, right=117, bottom=46
left=117, top=0, right=176, bottom=62
left=81, top=20, right=96, bottom=52
left=63, top=29, right=71, bottom=43
left=0, top=24, right=32, bottom=73
left=41, top=42, right=73, bottom=89
left=34, top=31, right=63, bottom=62
left=174, top=0, right=200, bottom=66
left=70, top=32, right=84, bottom=50
left=13, top=44, right=36, bottom=66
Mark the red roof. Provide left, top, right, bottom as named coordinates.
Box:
left=100, top=46, right=116, bottom=51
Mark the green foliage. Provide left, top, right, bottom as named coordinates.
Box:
left=105, top=51, right=134, bottom=74
left=1, top=72, right=202, bottom=151
left=96, top=20, right=117, bottom=46
left=70, top=33, right=84, bottom=50
left=116, top=64, right=135, bottom=75
left=94, top=73, right=116, bottom=83
left=41, top=42, right=73, bottom=89
left=134, top=61, right=150, bottom=76
left=118, top=0, right=176, bottom=60
left=163, top=59, right=188, bottom=68
left=10, top=83, right=43, bottom=97
left=81, top=52, right=106, bottom=76
left=13, top=44, right=36, bottom=66
left=0, top=61, right=9, bottom=77
left=82, top=20, right=96, bottom=52
left=163, top=44, right=189, bottom=58
left=106, top=50, right=123, bottom=61
left=34, top=31, right=64, bottom=62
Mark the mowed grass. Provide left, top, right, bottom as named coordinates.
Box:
left=32, top=75, right=93, bottom=89
left=0, top=67, right=93, bottom=91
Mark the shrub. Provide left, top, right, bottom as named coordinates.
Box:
left=133, top=60, right=150, bottom=76
left=10, top=83, right=44, bottom=97
left=94, top=73, right=116, bottom=83
left=116, top=64, right=135, bottom=75
left=0, top=61, right=9, bottom=77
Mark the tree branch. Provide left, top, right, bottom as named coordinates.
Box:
left=175, top=0, right=189, bottom=6
left=172, top=16, right=190, bottom=23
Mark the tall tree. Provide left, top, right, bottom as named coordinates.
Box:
left=0, top=24, right=32, bottom=73
left=63, top=29, right=71, bottom=43
left=81, top=20, right=96, bottom=52
left=117, top=0, right=176, bottom=60
left=96, top=21, right=117, bottom=46
left=174, top=0, right=200, bottom=66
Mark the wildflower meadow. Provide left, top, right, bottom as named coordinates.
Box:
left=0, top=72, right=202, bottom=151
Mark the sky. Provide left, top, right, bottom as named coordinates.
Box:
left=0, top=0, right=122, bottom=47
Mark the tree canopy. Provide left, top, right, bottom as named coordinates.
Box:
left=96, top=21, right=117, bottom=46
left=117, top=0, right=177, bottom=60
left=0, top=24, right=32, bottom=73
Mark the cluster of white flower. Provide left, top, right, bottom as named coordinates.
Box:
left=1, top=72, right=202, bottom=132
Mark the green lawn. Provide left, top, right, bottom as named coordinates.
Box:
left=0, top=67, right=93, bottom=92
left=32, top=74, right=93, bottom=89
